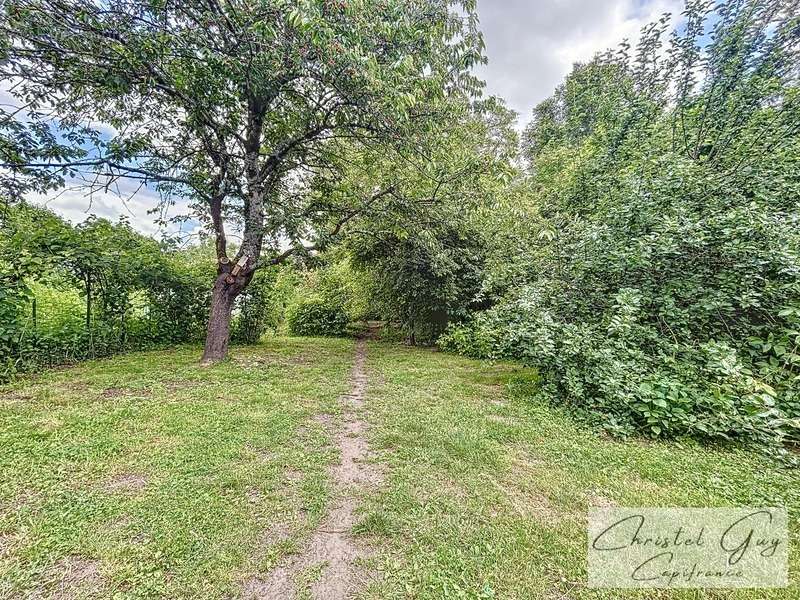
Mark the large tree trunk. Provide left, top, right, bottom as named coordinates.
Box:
left=201, top=271, right=246, bottom=364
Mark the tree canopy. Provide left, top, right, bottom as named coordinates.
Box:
left=1, top=0, right=486, bottom=360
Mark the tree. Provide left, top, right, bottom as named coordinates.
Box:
left=521, top=59, right=632, bottom=166
left=344, top=98, right=517, bottom=343
left=0, top=0, right=484, bottom=362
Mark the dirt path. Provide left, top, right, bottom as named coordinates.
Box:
left=244, top=338, right=381, bottom=599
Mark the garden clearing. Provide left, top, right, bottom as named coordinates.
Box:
left=0, top=337, right=798, bottom=599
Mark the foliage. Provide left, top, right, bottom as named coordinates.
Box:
left=1, top=0, right=487, bottom=361
left=352, top=226, right=486, bottom=344
left=232, top=265, right=300, bottom=343
left=340, top=98, right=517, bottom=343
left=286, top=297, right=349, bottom=337
left=0, top=258, right=31, bottom=380
left=284, top=257, right=366, bottom=337
left=0, top=203, right=212, bottom=380
left=231, top=269, right=278, bottom=344
left=442, top=0, right=800, bottom=453
left=2, top=0, right=798, bottom=459
left=323, top=257, right=375, bottom=323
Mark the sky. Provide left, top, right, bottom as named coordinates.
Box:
left=21, top=0, right=685, bottom=239
left=475, top=0, right=683, bottom=121
left=25, top=183, right=197, bottom=240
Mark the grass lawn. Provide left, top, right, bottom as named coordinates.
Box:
left=0, top=337, right=798, bottom=598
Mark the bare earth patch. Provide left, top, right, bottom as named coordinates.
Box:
left=244, top=338, right=383, bottom=599
left=256, top=521, right=292, bottom=549
left=102, top=473, right=148, bottom=494
left=38, top=555, right=105, bottom=599
left=0, top=390, right=36, bottom=406
left=283, top=467, right=303, bottom=483
left=99, top=386, right=149, bottom=400
left=312, top=413, right=335, bottom=428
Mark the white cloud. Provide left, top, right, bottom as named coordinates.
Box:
left=2, top=80, right=161, bottom=237
left=27, top=182, right=200, bottom=241
left=475, top=0, right=684, bottom=125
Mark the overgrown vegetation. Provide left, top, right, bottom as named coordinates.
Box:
left=0, top=0, right=487, bottom=363
left=1, top=0, right=799, bottom=456
left=0, top=203, right=212, bottom=381
left=230, top=266, right=299, bottom=344
left=1, top=1, right=800, bottom=595
left=440, top=0, right=800, bottom=453
left=284, top=259, right=368, bottom=338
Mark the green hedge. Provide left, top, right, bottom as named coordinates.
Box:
left=286, top=296, right=349, bottom=337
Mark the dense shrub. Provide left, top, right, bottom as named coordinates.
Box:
left=349, top=225, right=487, bottom=345
left=441, top=1, right=800, bottom=454
left=440, top=284, right=797, bottom=447
left=232, top=269, right=277, bottom=344
left=282, top=256, right=378, bottom=338
left=286, top=296, right=349, bottom=337
left=232, top=266, right=300, bottom=343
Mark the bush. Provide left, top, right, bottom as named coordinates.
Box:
left=232, top=268, right=281, bottom=344
left=439, top=283, right=799, bottom=453
left=286, top=296, right=349, bottom=337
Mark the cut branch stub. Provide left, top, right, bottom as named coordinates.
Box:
left=231, top=256, right=249, bottom=277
